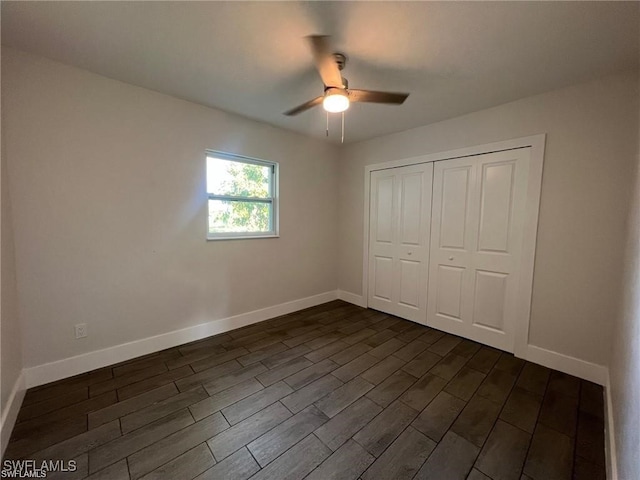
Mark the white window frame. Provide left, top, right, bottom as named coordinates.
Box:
left=206, top=150, right=279, bottom=240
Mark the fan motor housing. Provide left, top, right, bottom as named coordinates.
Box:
left=333, top=53, right=347, bottom=71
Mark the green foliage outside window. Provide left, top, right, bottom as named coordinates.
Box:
left=207, top=156, right=275, bottom=236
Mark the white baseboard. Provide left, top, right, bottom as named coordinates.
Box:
left=337, top=290, right=366, bottom=308
left=523, top=344, right=607, bottom=385
left=1, top=370, right=25, bottom=458
left=24, top=290, right=338, bottom=389
left=604, top=370, right=618, bottom=480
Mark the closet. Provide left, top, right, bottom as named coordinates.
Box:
left=367, top=146, right=534, bottom=353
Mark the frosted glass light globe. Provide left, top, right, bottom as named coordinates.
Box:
left=323, top=90, right=350, bottom=113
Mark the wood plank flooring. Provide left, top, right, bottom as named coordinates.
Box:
left=3, top=300, right=606, bottom=480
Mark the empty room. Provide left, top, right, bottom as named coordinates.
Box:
left=1, top=1, right=639, bottom=479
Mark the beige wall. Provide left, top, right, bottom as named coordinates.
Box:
left=338, top=71, right=639, bottom=366
left=2, top=48, right=339, bottom=368
left=1, top=135, right=23, bottom=423
left=608, top=102, right=640, bottom=480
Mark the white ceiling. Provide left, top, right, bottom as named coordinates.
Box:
left=2, top=1, right=638, bottom=144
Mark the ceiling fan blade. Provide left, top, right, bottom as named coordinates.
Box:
left=348, top=89, right=409, bottom=104
left=307, top=35, right=343, bottom=88
left=283, top=96, right=323, bottom=116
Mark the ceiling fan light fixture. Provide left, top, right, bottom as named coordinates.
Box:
left=283, top=36, right=409, bottom=118
left=323, top=88, right=350, bottom=113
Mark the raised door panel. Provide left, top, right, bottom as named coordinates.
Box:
left=477, top=162, right=515, bottom=254
left=398, top=259, right=421, bottom=309
left=399, top=173, right=423, bottom=246
left=374, top=176, right=395, bottom=244
left=435, top=265, right=465, bottom=321
left=439, top=167, right=472, bottom=251
left=472, top=270, right=508, bottom=332
left=372, top=256, right=393, bottom=302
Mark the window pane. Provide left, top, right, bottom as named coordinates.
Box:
left=208, top=199, right=272, bottom=234
left=206, top=157, right=270, bottom=198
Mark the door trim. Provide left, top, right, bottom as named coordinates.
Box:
left=362, top=134, right=546, bottom=358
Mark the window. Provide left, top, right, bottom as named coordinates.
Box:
left=206, top=151, right=278, bottom=239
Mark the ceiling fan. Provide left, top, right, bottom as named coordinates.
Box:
left=284, top=35, right=410, bottom=117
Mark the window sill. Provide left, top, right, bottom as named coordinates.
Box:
left=206, top=234, right=280, bottom=241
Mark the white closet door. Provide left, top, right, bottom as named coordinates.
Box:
left=427, top=148, right=530, bottom=351
left=368, top=163, right=433, bottom=323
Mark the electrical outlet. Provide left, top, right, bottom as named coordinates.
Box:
left=75, top=323, right=87, bottom=339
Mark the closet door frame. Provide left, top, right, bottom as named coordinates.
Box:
left=362, top=134, right=545, bottom=358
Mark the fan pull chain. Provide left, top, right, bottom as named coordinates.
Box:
left=326, top=111, right=329, bottom=137
left=341, top=112, right=345, bottom=143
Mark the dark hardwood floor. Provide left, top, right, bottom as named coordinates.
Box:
left=3, top=300, right=606, bottom=479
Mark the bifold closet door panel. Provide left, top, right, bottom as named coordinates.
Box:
left=427, top=157, right=477, bottom=338
left=427, top=149, right=531, bottom=352
left=368, top=163, right=433, bottom=323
